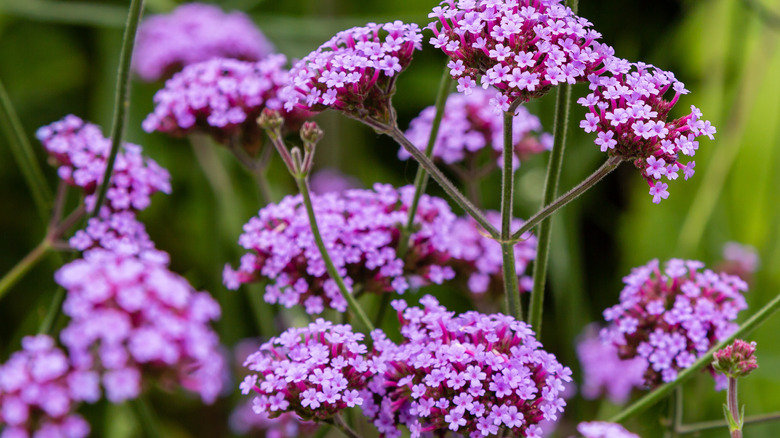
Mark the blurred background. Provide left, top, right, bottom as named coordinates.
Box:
left=1, top=0, right=779, bottom=436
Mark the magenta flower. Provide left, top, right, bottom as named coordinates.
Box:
left=69, top=211, right=165, bottom=260
left=133, top=3, right=274, bottom=82
left=400, top=88, right=552, bottom=168
left=362, top=296, right=572, bottom=438
left=428, top=0, right=613, bottom=112
left=577, top=59, right=715, bottom=203
left=578, top=421, right=640, bottom=438
left=576, top=324, right=646, bottom=404
left=223, top=184, right=457, bottom=314
left=241, top=319, right=375, bottom=421
left=282, top=21, right=422, bottom=124
left=600, top=259, right=748, bottom=388
left=143, top=55, right=311, bottom=146
left=36, top=115, right=171, bottom=213
left=0, top=335, right=97, bottom=438
left=55, top=249, right=224, bottom=404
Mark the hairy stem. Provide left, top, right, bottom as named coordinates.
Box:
left=130, top=396, right=163, bottom=438
left=728, top=377, right=743, bottom=438
left=677, top=411, right=780, bottom=434
left=501, top=110, right=521, bottom=321
left=90, top=0, right=145, bottom=218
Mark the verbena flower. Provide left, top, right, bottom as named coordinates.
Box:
left=223, top=184, right=457, bottom=314
left=143, top=55, right=310, bottom=146
left=133, top=3, right=274, bottom=82
left=577, top=59, right=716, bottom=203
left=36, top=115, right=171, bottom=213
left=400, top=88, right=552, bottom=168
left=577, top=421, right=640, bottom=438
left=600, top=259, right=748, bottom=388
left=0, top=335, right=97, bottom=438
left=309, top=168, right=362, bottom=194
left=55, top=249, right=224, bottom=404
left=445, top=211, right=537, bottom=296
left=363, top=296, right=572, bottom=438
left=240, top=319, right=375, bottom=421
left=282, top=21, right=422, bottom=124
left=713, top=339, right=758, bottom=379
left=428, top=0, right=613, bottom=112
left=576, top=324, right=646, bottom=404
left=229, top=402, right=317, bottom=437
left=69, top=210, right=165, bottom=260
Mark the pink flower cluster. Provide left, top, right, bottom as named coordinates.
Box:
left=36, top=115, right=171, bottom=213
left=577, top=60, right=715, bottom=203
left=362, top=296, right=572, bottom=438
left=713, top=339, right=758, bottom=379
left=69, top=210, right=163, bottom=259
left=240, top=319, right=375, bottom=421
left=576, top=325, right=646, bottom=404
left=0, top=335, right=97, bottom=438
left=577, top=421, right=640, bottom=438
left=445, top=211, right=537, bottom=296
left=143, top=55, right=309, bottom=145
left=223, top=184, right=457, bottom=314
left=133, top=3, right=274, bottom=82
left=428, top=0, right=613, bottom=112
left=282, top=21, right=422, bottom=122
left=400, top=88, right=552, bottom=168
left=600, top=259, right=749, bottom=387
left=55, top=248, right=224, bottom=404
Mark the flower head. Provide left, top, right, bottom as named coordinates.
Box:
left=428, top=0, right=613, bottom=111
left=577, top=59, right=715, bottom=203
left=578, top=421, right=640, bottom=438
left=133, top=3, right=274, bottom=81
left=143, top=55, right=311, bottom=147
left=0, top=335, right=95, bottom=438
left=400, top=88, right=552, bottom=168
left=241, top=320, right=375, bottom=420
left=55, top=249, right=224, bottom=404
left=283, top=22, right=422, bottom=124
left=223, top=184, right=457, bottom=314
left=576, top=324, right=646, bottom=404
left=363, top=296, right=572, bottom=438
left=713, top=339, right=758, bottom=379
left=69, top=211, right=167, bottom=261
left=36, top=115, right=171, bottom=213
left=600, top=259, right=749, bottom=388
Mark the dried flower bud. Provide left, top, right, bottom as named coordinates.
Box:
left=713, top=339, right=758, bottom=379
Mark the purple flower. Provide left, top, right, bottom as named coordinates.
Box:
left=223, top=184, right=457, bottom=314
left=242, top=320, right=375, bottom=420
left=600, top=259, right=749, bottom=388
left=576, top=324, right=646, bottom=404
left=363, top=296, right=572, bottom=438
left=309, top=168, right=362, bottom=194
left=578, top=421, right=640, bottom=438
left=55, top=249, right=224, bottom=404
left=282, top=22, right=422, bottom=123
left=36, top=115, right=171, bottom=213
left=577, top=60, right=715, bottom=203
left=428, top=0, right=613, bottom=111
left=0, top=335, right=96, bottom=438
left=133, top=3, right=274, bottom=82
left=69, top=210, right=166, bottom=260
left=143, top=55, right=311, bottom=146
left=229, top=400, right=317, bottom=436
left=400, top=88, right=552, bottom=168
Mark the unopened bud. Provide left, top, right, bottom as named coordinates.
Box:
left=300, top=121, right=324, bottom=152
left=713, top=339, right=758, bottom=378
left=257, top=109, right=284, bottom=133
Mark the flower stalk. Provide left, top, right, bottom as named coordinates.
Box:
left=502, top=108, right=521, bottom=321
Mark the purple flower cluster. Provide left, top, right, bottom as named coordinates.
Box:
left=143, top=55, right=310, bottom=145
left=133, top=3, right=274, bottom=82
left=55, top=248, right=224, bottom=404
left=577, top=60, right=715, bottom=203
left=428, top=0, right=613, bottom=111
left=223, top=184, right=457, bottom=314
left=400, top=88, right=552, bottom=168
left=69, top=210, right=165, bottom=260
left=445, top=211, right=537, bottom=296
left=282, top=21, right=422, bottom=122
left=713, top=339, right=758, bottom=379
left=577, top=421, right=640, bottom=438
left=363, top=296, right=572, bottom=438
left=576, top=325, right=646, bottom=404
left=240, top=319, right=375, bottom=421
left=600, top=259, right=749, bottom=387
left=36, top=115, right=171, bottom=213
left=0, top=335, right=97, bottom=438
left=229, top=401, right=317, bottom=437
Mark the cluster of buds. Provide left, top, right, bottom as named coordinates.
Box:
left=713, top=339, right=758, bottom=379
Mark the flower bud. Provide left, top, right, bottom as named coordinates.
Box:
left=713, top=339, right=758, bottom=379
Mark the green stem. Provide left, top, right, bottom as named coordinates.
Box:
left=511, top=156, right=623, bottom=242
left=295, top=176, right=374, bottom=333
left=129, top=397, right=163, bottom=438
left=387, top=126, right=498, bottom=239
left=38, top=287, right=66, bottom=335
left=90, top=0, right=145, bottom=218
left=501, top=110, right=521, bottom=321
left=332, top=414, right=361, bottom=438
left=527, top=81, right=572, bottom=335
left=397, top=66, right=452, bottom=257
left=0, top=240, right=51, bottom=301
left=0, top=77, right=52, bottom=222
left=665, top=387, right=682, bottom=438
left=0, top=0, right=128, bottom=27
left=373, top=293, right=392, bottom=328
left=677, top=411, right=780, bottom=434
left=609, top=290, right=780, bottom=424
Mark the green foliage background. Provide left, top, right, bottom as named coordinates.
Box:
left=0, top=0, right=779, bottom=436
